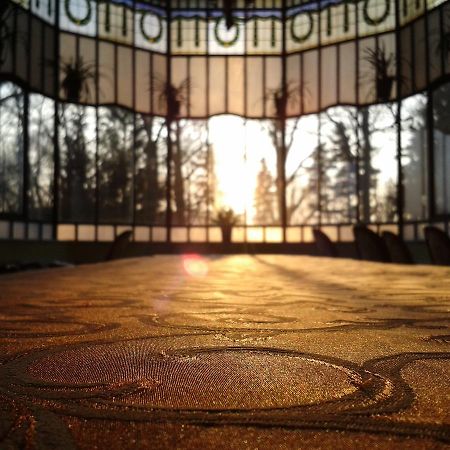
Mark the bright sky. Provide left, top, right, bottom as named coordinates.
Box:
left=209, top=111, right=399, bottom=223
left=208, top=116, right=274, bottom=218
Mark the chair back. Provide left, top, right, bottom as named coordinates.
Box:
left=424, top=226, right=450, bottom=265
left=313, top=229, right=338, bottom=257
left=106, top=230, right=133, bottom=261
left=381, top=231, right=414, bottom=264
left=353, top=225, right=390, bottom=262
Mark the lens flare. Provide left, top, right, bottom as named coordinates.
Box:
left=182, top=254, right=209, bottom=277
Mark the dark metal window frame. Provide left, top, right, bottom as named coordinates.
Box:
left=0, top=0, right=449, bottom=244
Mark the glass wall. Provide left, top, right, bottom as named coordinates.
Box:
left=2, top=0, right=441, bottom=116
left=0, top=0, right=449, bottom=242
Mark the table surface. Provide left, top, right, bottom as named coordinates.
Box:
left=0, top=255, right=449, bottom=449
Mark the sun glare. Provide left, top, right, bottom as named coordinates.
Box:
left=182, top=254, right=209, bottom=277
left=208, top=116, right=277, bottom=220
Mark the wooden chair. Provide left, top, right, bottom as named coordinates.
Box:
left=353, top=225, right=390, bottom=263
left=106, top=230, right=133, bottom=261
left=313, top=229, right=338, bottom=257
left=424, top=226, right=450, bottom=266
left=381, top=231, right=414, bottom=264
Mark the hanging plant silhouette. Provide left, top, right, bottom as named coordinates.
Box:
left=154, top=77, right=191, bottom=120
left=364, top=46, right=396, bottom=102
left=268, top=81, right=304, bottom=120
left=60, top=57, right=97, bottom=103
left=221, top=0, right=255, bottom=30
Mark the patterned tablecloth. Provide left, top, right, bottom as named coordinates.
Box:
left=0, top=255, right=449, bottom=449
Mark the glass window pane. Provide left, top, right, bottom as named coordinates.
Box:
left=246, top=57, right=264, bottom=117
left=60, top=0, right=96, bottom=36
left=135, top=50, right=151, bottom=114
left=303, top=50, right=318, bottom=113
left=402, top=94, right=428, bottom=221
left=29, top=94, right=54, bottom=221
left=59, top=104, right=96, bottom=222
left=30, top=18, right=43, bottom=91
left=135, top=115, right=167, bottom=225
left=117, top=46, right=133, bottom=108
left=286, top=54, right=301, bottom=117
left=339, top=42, right=356, bottom=104
left=98, top=107, right=134, bottom=224
left=286, top=115, right=319, bottom=225
left=190, top=57, right=207, bottom=117
left=170, top=120, right=209, bottom=225
left=433, top=82, right=450, bottom=215
left=209, top=57, right=226, bottom=115
left=43, top=24, right=56, bottom=97
left=320, top=46, right=337, bottom=110
left=0, top=82, right=23, bottom=216
left=99, top=41, right=115, bottom=104
left=358, top=104, right=398, bottom=223
left=228, top=57, right=245, bottom=116
left=320, top=107, right=358, bottom=224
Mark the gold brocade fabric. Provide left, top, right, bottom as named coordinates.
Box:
left=0, top=255, right=449, bottom=449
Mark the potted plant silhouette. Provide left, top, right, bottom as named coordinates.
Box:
left=364, top=46, right=395, bottom=102
left=60, top=57, right=96, bottom=103
left=213, top=208, right=239, bottom=243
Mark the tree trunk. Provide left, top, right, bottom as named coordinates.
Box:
left=360, top=108, right=372, bottom=223
left=274, top=122, right=283, bottom=225
left=142, top=117, right=159, bottom=222
left=173, top=121, right=185, bottom=225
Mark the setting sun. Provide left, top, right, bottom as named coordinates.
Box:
left=208, top=116, right=278, bottom=221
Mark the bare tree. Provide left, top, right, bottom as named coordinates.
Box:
left=59, top=104, right=96, bottom=221
left=262, top=82, right=311, bottom=224
left=134, top=115, right=166, bottom=224
left=0, top=83, right=24, bottom=215
left=253, top=158, right=276, bottom=224
left=153, top=77, right=214, bottom=225
left=28, top=96, right=54, bottom=220
left=321, top=105, right=398, bottom=223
